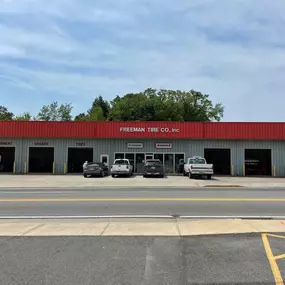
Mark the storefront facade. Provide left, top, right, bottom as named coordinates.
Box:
left=0, top=121, right=285, bottom=176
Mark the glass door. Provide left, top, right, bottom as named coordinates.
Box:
left=135, top=153, right=145, bottom=173
left=164, top=153, right=174, bottom=174
left=175, top=153, right=185, bottom=174
left=100, top=154, right=109, bottom=166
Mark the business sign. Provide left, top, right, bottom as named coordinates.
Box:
left=76, top=142, right=86, bottom=147
left=34, top=142, right=49, bottom=146
left=127, top=143, right=143, bottom=149
left=0, top=142, right=12, bottom=145
left=120, top=127, right=179, bottom=133
left=156, top=143, right=172, bottom=149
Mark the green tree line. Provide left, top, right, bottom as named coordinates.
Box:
left=0, top=88, right=224, bottom=122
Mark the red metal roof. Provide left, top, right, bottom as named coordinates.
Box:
left=0, top=121, right=285, bottom=140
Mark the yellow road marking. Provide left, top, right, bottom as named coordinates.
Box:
left=275, top=254, right=285, bottom=261
left=262, top=233, right=284, bottom=285
left=0, top=198, right=284, bottom=202
left=266, top=234, right=285, bottom=239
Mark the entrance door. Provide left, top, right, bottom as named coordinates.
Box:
left=164, top=153, right=174, bottom=174
left=175, top=153, right=185, bottom=174
left=135, top=153, right=145, bottom=173
left=100, top=154, right=109, bottom=166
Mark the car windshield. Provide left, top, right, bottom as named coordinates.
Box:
left=114, top=160, right=128, bottom=165
left=189, top=158, right=206, bottom=164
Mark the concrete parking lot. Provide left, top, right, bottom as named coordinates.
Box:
left=0, top=174, right=285, bottom=188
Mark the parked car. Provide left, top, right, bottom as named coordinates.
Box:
left=183, top=156, right=214, bottom=179
left=143, top=159, right=164, bottom=178
left=110, top=159, right=133, bottom=177
left=83, top=162, right=109, bottom=178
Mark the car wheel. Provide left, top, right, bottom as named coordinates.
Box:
left=84, top=174, right=87, bottom=178
left=101, top=171, right=104, bottom=177
left=143, top=174, right=147, bottom=178
left=189, top=173, right=193, bottom=179
left=111, top=174, right=115, bottom=178
left=207, top=174, right=212, bottom=180
left=160, top=174, right=164, bottom=178
left=183, top=170, right=186, bottom=176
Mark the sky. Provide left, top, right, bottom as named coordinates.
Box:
left=0, top=0, right=285, bottom=121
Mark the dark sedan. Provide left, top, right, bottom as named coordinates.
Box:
left=143, top=159, right=164, bottom=178
left=83, top=162, right=109, bottom=178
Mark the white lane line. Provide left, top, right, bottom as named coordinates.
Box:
left=0, top=215, right=174, bottom=219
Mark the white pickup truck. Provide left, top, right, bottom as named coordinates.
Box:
left=183, top=156, right=214, bottom=179
left=110, top=159, right=133, bottom=177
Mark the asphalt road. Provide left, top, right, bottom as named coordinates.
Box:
left=1, top=233, right=284, bottom=285
left=0, top=187, right=285, bottom=217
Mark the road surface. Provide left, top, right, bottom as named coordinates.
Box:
left=0, top=187, right=284, bottom=217
left=1, top=233, right=285, bottom=285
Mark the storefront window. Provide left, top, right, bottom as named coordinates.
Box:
left=115, top=153, right=125, bottom=160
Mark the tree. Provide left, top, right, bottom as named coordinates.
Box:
left=88, top=96, right=110, bottom=119
left=15, top=112, right=32, bottom=121
left=74, top=108, right=105, bottom=121
left=0, top=106, right=14, bottom=120
left=37, top=101, right=73, bottom=121
left=74, top=96, right=109, bottom=121
left=89, top=107, right=105, bottom=121
left=107, top=88, right=224, bottom=122
left=74, top=113, right=88, bottom=121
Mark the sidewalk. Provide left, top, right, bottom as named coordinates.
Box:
left=1, top=175, right=285, bottom=188
left=0, top=219, right=285, bottom=236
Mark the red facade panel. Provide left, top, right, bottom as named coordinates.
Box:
left=0, top=121, right=97, bottom=138
left=204, top=122, right=285, bottom=140
left=1, top=121, right=285, bottom=140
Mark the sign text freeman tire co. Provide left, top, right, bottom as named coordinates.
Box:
left=120, top=127, right=180, bottom=133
